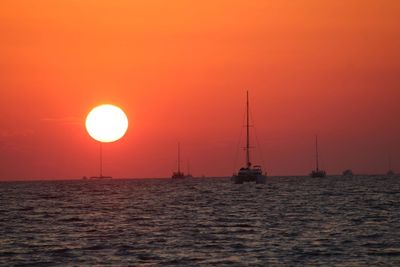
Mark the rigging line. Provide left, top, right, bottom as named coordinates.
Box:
left=315, top=136, right=325, bottom=170
left=249, top=107, right=267, bottom=171
left=233, top=103, right=247, bottom=174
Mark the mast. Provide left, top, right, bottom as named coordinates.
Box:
left=99, top=142, right=103, bottom=177
left=177, top=142, right=181, bottom=173
left=315, top=135, right=319, bottom=171
left=246, top=91, right=251, bottom=168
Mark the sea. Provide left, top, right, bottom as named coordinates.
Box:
left=0, top=176, right=399, bottom=266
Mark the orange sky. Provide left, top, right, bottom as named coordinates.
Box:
left=1, top=0, right=399, bottom=180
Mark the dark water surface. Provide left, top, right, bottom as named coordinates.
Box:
left=1, top=176, right=400, bottom=266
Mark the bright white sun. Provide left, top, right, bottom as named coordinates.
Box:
left=85, top=104, right=128, bottom=143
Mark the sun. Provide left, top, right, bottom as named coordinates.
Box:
left=85, top=104, right=128, bottom=143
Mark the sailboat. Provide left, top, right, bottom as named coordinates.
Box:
left=232, top=91, right=266, bottom=184
left=342, top=169, right=354, bottom=178
left=171, top=143, right=189, bottom=179
left=310, top=135, right=327, bottom=178
left=387, top=154, right=395, bottom=177
left=186, top=161, right=193, bottom=178
left=90, top=143, right=112, bottom=179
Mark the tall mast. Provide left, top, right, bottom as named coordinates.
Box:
left=246, top=91, right=250, bottom=168
left=100, top=142, right=103, bottom=177
left=388, top=153, right=392, bottom=171
left=177, top=143, right=180, bottom=173
left=315, top=135, right=319, bottom=171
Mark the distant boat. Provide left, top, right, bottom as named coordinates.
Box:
left=232, top=91, right=266, bottom=184
left=310, top=135, right=326, bottom=178
left=386, top=154, right=395, bottom=177
left=387, top=170, right=395, bottom=177
left=88, top=143, right=113, bottom=180
left=171, top=143, right=190, bottom=179
left=342, top=169, right=354, bottom=177
left=89, top=176, right=112, bottom=179
left=186, top=161, right=193, bottom=178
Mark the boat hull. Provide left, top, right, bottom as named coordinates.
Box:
left=387, top=170, right=395, bottom=177
left=310, top=170, right=326, bottom=178
left=89, top=176, right=112, bottom=180
left=342, top=169, right=354, bottom=178
left=232, top=174, right=266, bottom=184
left=171, top=172, right=190, bottom=179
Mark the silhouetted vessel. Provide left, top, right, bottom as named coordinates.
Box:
left=89, top=143, right=112, bottom=179
left=89, top=175, right=112, bottom=179
left=310, top=136, right=326, bottom=178
left=232, top=91, right=266, bottom=184
left=171, top=143, right=190, bottom=179
left=342, top=169, right=354, bottom=177
left=185, top=161, right=193, bottom=178
left=386, top=154, right=395, bottom=177
left=387, top=170, right=395, bottom=177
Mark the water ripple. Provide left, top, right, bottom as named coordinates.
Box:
left=0, top=176, right=400, bottom=265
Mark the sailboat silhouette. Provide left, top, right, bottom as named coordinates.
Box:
left=171, top=143, right=190, bottom=179
left=310, top=135, right=326, bottom=178
left=232, top=91, right=266, bottom=184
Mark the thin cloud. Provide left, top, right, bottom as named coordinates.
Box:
left=0, top=129, right=35, bottom=138
left=0, top=129, right=35, bottom=150
left=40, top=117, right=82, bottom=125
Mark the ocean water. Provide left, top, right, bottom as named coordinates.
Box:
left=0, top=176, right=399, bottom=266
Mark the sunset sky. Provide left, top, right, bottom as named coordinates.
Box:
left=1, top=1, right=399, bottom=180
